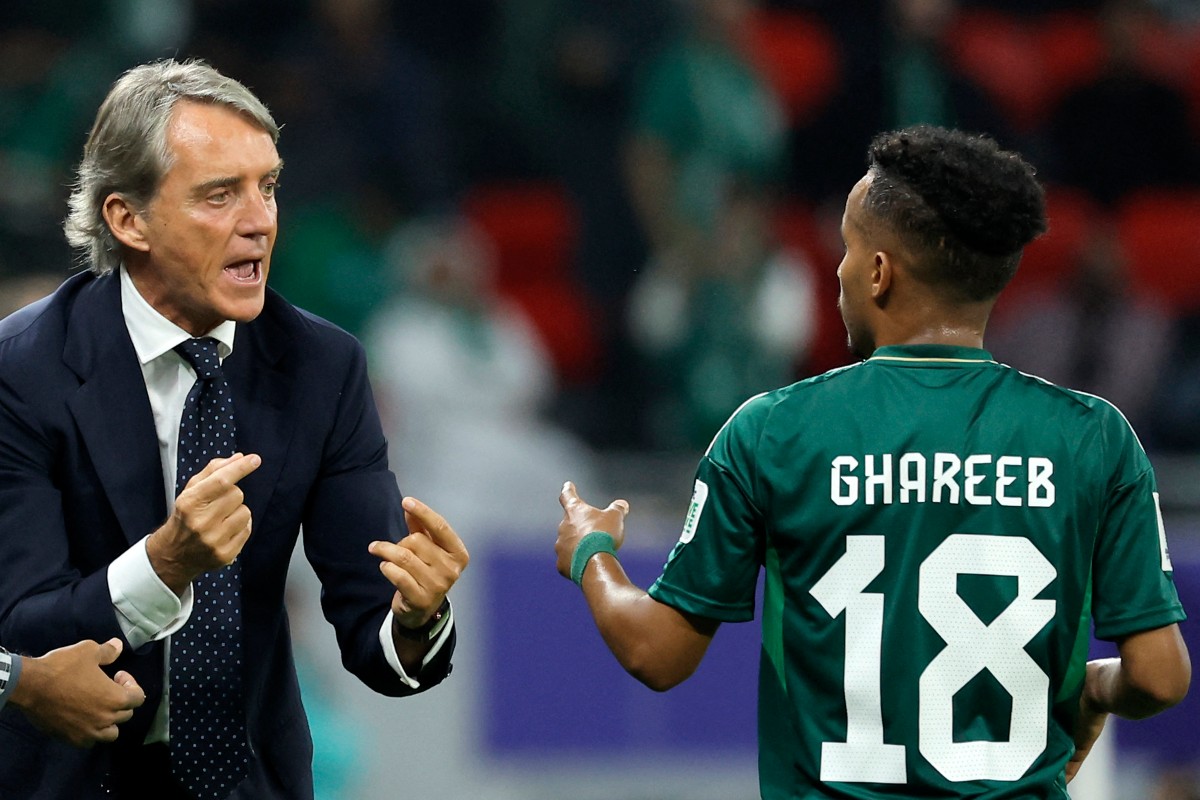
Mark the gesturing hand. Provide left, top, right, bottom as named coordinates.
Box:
left=1066, top=660, right=1112, bottom=783
left=148, top=453, right=262, bottom=594
left=555, top=481, right=629, bottom=581
left=369, top=497, right=469, bottom=633
left=10, top=638, right=146, bottom=748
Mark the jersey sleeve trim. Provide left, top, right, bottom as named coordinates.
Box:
left=703, top=391, right=769, bottom=458
left=1093, top=605, right=1187, bottom=641
left=647, top=579, right=755, bottom=623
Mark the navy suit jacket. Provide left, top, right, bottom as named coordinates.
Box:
left=0, top=271, right=454, bottom=798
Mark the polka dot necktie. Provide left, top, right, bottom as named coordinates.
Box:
left=169, top=337, right=250, bottom=799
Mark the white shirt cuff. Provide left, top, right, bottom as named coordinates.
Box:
left=378, top=603, right=455, bottom=689
left=108, top=536, right=194, bottom=649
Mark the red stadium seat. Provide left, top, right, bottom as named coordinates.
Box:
left=946, top=10, right=1049, bottom=132
left=1012, top=186, right=1103, bottom=292
left=774, top=201, right=838, bottom=269
left=745, top=9, right=841, bottom=124
left=1116, top=189, right=1200, bottom=312
left=988, top=187, right=1103, bottom=326
left=462, top=182, right=578, bottom=287
left=505, top=282, right=601, bottom=384
left=462, top=182, right=601, bottom=382
left=1035, top=12, right=1105, bottom=107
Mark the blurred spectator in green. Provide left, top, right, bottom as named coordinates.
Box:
left=621, top=0, right=814, bottom=448
left=627, top=185, right=817, bottom=449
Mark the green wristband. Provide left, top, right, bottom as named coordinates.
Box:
left=571, top=531, right=618, bottom=587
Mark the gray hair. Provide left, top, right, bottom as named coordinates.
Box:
left=64, top=58, right=279, bottom=275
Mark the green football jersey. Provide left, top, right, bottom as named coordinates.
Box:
left=648, top=344, right=1186, bottom=799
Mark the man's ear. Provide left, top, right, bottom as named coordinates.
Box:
left=870, top=250, right=894, bottom=305
left=102, top=194, right=150, bottom=253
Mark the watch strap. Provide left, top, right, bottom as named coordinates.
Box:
left=393, top=597, right=452, bottom=642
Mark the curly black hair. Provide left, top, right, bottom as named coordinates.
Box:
left=863, top=125, right=1047, bottom=302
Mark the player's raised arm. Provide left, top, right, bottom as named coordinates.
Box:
left=556, top=482, right=718, bottom=691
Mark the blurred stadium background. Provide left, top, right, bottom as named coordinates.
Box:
left=2, top=0, right=1199, bottom=797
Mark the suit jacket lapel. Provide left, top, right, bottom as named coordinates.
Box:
left=63, top=273, right=167, bottom=546
left=225, top=305, right=294, bottom=533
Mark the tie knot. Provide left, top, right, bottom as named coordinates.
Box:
left=175, top=337, right=224, bottom=380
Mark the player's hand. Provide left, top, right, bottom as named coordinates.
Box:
left=148, top=453, right=261, bottom=594
left=556, top=481, right=630, bottom=580
left=9, top=638, right=146, bottom=748
left=369, top=497, right=469, bottom=632
left=1066, top=659, right=1112, bottom=783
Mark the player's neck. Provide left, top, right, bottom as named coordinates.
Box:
left=901, top=328, right=984, bottom=349
left=875, top=318, right=987, bottom=351
left=874, top=297, right=991, bottom=351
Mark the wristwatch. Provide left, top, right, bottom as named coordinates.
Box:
left=393, top=597, right=452, bottom=643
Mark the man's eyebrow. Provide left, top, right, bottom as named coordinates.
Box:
left=192, top=162, right=283, bottom=197
left=193, top=176, right=240, bottom=196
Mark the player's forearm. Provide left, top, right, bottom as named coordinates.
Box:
left=1084, top=653, right=1189, bottom=720
left=581, top=556, right=713, bottom=692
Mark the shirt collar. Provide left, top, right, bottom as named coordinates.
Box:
left=868, top=343, right=995, bottom=364
left=120, top=265, right=236, bottom=365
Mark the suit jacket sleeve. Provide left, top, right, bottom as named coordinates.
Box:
left=299, top=336, right=455, bottom=696
left=0, top=372, right=127, bottom=654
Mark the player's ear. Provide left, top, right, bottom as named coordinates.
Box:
left=103, top=193, right=151, bottom=253
left=871, top=251, right=893, bottom=304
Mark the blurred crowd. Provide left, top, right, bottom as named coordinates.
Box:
left=3, top=0, right=1200, bottom=464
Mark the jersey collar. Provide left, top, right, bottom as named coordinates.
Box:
left=867, top=344, right=995, bottom=364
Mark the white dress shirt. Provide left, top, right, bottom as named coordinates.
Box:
left=108, top=267, right=452, bottom=744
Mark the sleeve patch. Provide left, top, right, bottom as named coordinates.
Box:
left=679, top=479, right=709, bottom=545
left=1154, top=492, right=1173, bottom=572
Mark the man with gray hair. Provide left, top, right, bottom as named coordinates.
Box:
left=0, top=58, right=469, bottom=799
